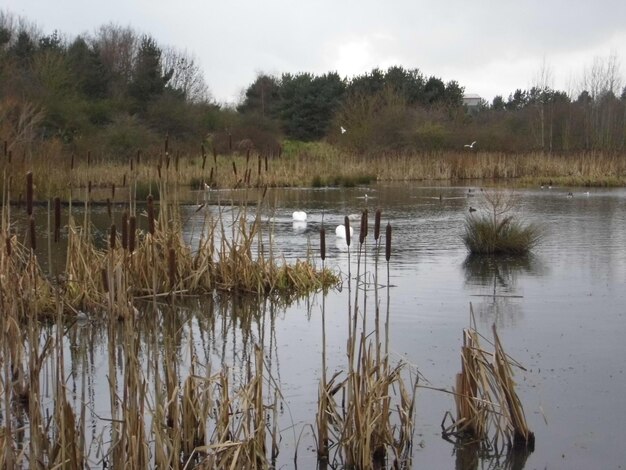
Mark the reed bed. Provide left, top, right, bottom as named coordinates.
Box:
left=315, top=211, right=418, bottom=469
left=442, top=307, right=535, bottom=456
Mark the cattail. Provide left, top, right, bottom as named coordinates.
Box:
left=385, top=223, right=392, bottom=261
left=130, top=157, right=134, bottom=172
left=201, top=144, right=207, bottom=170
left=121, top=211, right=128, bottom=250
left=6, top=236, right=11, bottom=256
left=278, top=145, right=283, bottom=158
left=157, top=163, right=162, bottom=179
left=232, top=161, right=237, bottom=177
left=88, top=180, right=92, bottom=195
left=109, top=224, right=116, bottom=250
left=374, top=209, right=382, bottom=241
left=26, top=172, right=33, bottom=216
left=264, top=154, right=268, bottom=172
left=209, top=167, right=214, bottom=184
left=168, top=247, right=176, bottom=289
left=246, top=148, right=250, bottom=166
left=87, top=150, right=91, bottom=167
left=136, top=149, right=141, bottom=166
left=344, top=216, right=351, bottom=247
left=166, top=156, right=170, bottom=170
left=111, top=183, right=116, bottom=200
left=165, top=133, right=169, bottom=155
left=29, top=216, right=36, bottom=251
left=175, top=152, right=179, bottom=172
left=147, top=195, right=155, bottom=235
left=54, top=197, right=61, bottom=242
left=257, top=155, right=262, bottom=176
left=320, top=227, right=326, bottom=261
left=70, top=153, right=74, bottom=170
left=359, top=209, right=368, bottom=244
left=101, top=268, right=109, bottom=293
left=106, top=198, right=112, bottom=220
left=122, top=173, right=126, bottom=187
left=129, top=216, right=136, bottom=253
left=213, top=146, right=217, bottom=165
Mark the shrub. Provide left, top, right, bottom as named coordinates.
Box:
left=462, top=191, right=542, bottom=255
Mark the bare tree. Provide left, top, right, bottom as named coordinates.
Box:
left=161, top=46, right=210, bottom=103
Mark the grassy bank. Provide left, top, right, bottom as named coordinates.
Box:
left=2, top=142, right=625, bottom=202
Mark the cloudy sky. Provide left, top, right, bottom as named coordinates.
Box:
left=3, top=0, right=625, bottom=105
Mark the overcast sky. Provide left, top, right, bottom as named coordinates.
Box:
left=3, top=0, right=626, bottom=105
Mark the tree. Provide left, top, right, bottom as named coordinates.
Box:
left=237, top=73, right=281, bottom=117
left=128, top=35, right=172, bottom=112
left=492, top=95, right=505, bottom=111
left=161, top=46, right=210, bottom=103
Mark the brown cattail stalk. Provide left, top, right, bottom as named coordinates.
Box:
left=111, top=183, right=116, bottom=200
left=87, top=150, right=91, bottom=167
left=29, top=216, right=36, bottom=251
left=232, top=161, right=237, bottom=177
left=109, top=224, right=116, bottom=250
left=175, top=153, right=179, bottom=172
left=121, top=212, right=128, bottom=250
left=374, top=209, right=382, bottom=241
left=344, top=216, right=351, bottom=247
left=320, top=227, right=326, bottom=261
left=201, top=144, right=207, bottom=170
left=209, top=167, right=214, bottom=184
left=26, top=172, right=33, bottom=216
left=147, top=195, right=155, bottom=235
left=106, top=198, right=112, bottom=220
left=213, top=146, right=217, bottom=166
left=122, top=173, right=126, bottom=187
left=70, top=153, right=74, bottom=170
left=129, top=216, right=136, bottom=253
left=54, top=197, right=61, bottom=242
left=165, top=134, right=169, bottom=155
left=257, top=156, right=262, bottom=176
left=136, top=149, right=141, bottom=166
left=385, top=223, right=392, bottom=261
left=88, top=180, right=92, bottom=195
left=130, top=158, right=134, bottom=172
left=157, top=163, right=162, bottom=179
left=6, top=236, right=11, bottom=256
left=264, top=154, right=268, bottom=172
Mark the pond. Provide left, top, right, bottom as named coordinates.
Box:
left=9, top=182, right=626, bottom=469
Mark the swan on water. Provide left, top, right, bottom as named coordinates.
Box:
left=292, top=211, right=307, bottom=221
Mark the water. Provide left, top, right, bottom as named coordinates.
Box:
left=13, top=183, right=626, bottom=468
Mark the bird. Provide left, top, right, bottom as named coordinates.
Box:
left=340, top=126, right=347, bottom=134
left=584, top=191, right=590, bottom=196
left=335, top=224, right=354, bottom=238
left=292, top=211, right=307, bottom=222
left=566, top=192, right=573, bottom=198
left=468, top=206, right=477, bottom=213
left=464, top=141, right=477, bottom=149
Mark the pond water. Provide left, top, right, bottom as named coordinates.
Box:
left=222, top=182, right=626, bottom=469
left=14, top=182, right=626, bottom=469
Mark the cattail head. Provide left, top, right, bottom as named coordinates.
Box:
left=136, top=149, right=141, bottom=166
left=209, top=167, right=214, bottom=184
left=232, top=161, right=237, bottom=177
left=374, top=209, right=381, bottom=241
left=344, top=216, right=351, bottom=247
left=320, top=227, right=326, bottom=261
left=157, top=163, right=162, bottom=179
left=54, top=197, right=61, bottom=242
left=6, top=236, right=11, bottom=257
left=201, top=144, right=207, bottom=170
left=130, top=157, right=134, bottom=172
left=88, top=180, right=92, bottom=195
left=106, top=198, right=112, bottom=220
left=121, top=211, right=128, bottom=250
left=213, top=146, right=217, bottom=164
left=147, top=195, right=155, bottom=235
left=111, top=183, right=115, bottom=200
left=101, top=268, right=109, bottom=293
left=26, top=172, right=33, bottom=216
left=165, top=133, right=169, bottom=155
left=385, top=223, right=392, bottom=261
left=70, top=153, right=74, bottom=170
left=359, top=209, right=368, bottom=244
left=257, top=155, right=262, bottom=176
left=87, top=150, right=91, bottom=167
left=129, top=216, right=136, bottom=253
left=264, top=154, right=268, bottom=172
left=29, top=216, right=36, bottom=251
left=109, top=224, right=116, bottom=250
left=122, top=173, right=126, bottom=187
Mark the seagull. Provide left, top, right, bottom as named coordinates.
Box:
left=340, top=126, right=347, bottom=134
left=464, top=141, right=477, bottom=149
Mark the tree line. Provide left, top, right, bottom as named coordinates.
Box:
left=1, top=10, right=625, bottom=160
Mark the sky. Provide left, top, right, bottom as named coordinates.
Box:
left=3, top=0, right=626, bottom=105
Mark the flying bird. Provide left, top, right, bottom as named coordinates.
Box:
left=340, top=126, right=347, bottom=134
left=464, top=141, right=477, bottom=149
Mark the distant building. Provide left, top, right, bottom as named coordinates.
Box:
left=463, top=93, right=482, bottom=109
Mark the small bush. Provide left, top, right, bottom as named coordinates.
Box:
left=463, top=214, right=541, bottom=255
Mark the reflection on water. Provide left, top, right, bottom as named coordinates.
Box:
left=8, top=183, right=626, bottom=469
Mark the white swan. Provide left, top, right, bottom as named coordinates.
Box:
left=335, top=224, right=354, bottom=238
left=292, top=211, right=307, bottom=221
